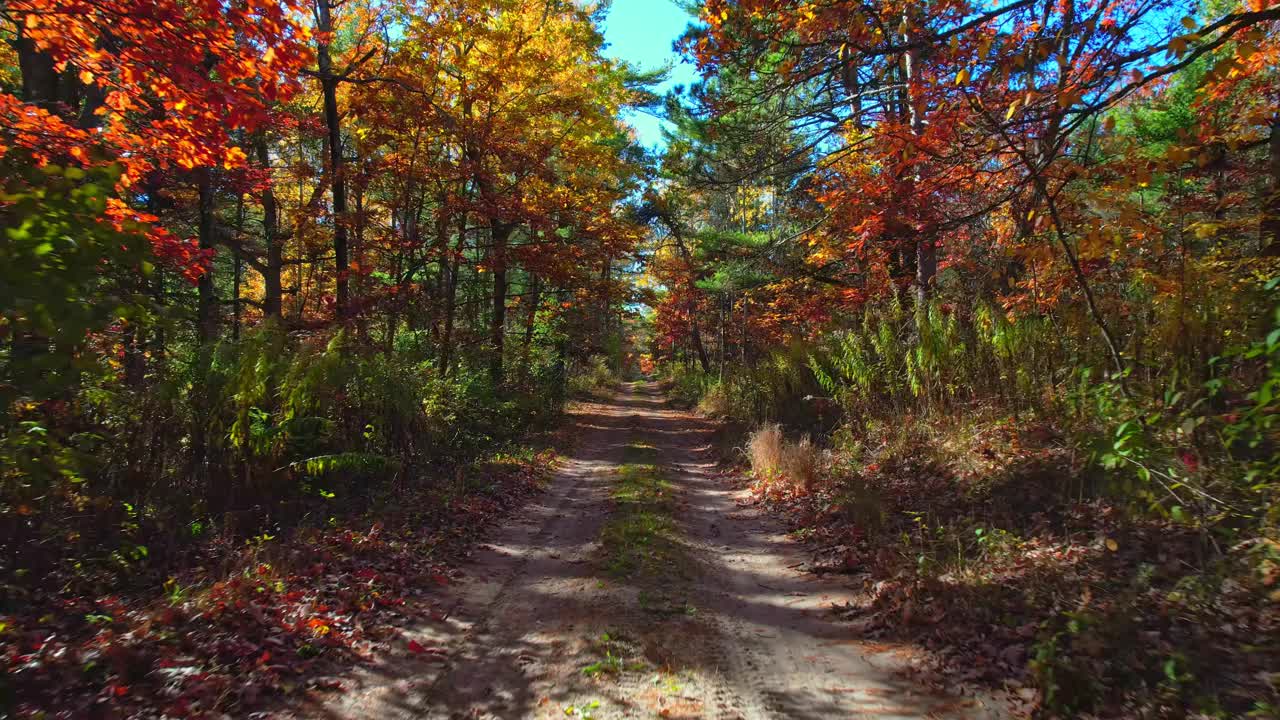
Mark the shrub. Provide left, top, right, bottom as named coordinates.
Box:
left=661, top=362, right=714, bottom=407
left=696, top=381, right=731, bottom=416
left=568, top=355, right=616, bottom=398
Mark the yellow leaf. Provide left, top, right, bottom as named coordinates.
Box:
left=1193, top=223, right=1218, bottom=239
left=78, top=70, right=94, bottom=85
left=1181, top=16, right=1197, bottom=30
left=224, top=146, right=247, bottom=169
left=955, top=68, right=970, bottom=85
left=1105, top=538, right=1119, bottom=552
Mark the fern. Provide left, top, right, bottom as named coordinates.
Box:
left=287, top=452, right=401, bottom=478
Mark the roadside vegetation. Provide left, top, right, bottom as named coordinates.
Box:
left=1, top=1, right=641, bottom=716
left=643, top=1, right=1280, bottom=716
left=655, top=278, right=1280, bottom=718
left=4, top=0, right=1279, bottom=716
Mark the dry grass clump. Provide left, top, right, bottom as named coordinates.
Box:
left=747, top=422, right=784, bottom=475
left=748, top=422, right=822, bottom=492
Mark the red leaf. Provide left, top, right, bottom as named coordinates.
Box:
left=407, top=640, right=446, bottom=656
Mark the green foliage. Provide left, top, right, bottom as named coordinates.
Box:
left=0, top=163, right=153, bottom=409
left=0, top=315, right=568, bottom=586
left=568, top=355, right=616, bottom=398
left=288, top=453, right=401, bottom=479
left=661, top=363, right=716, bottom=408
left=1051, top=276, right=1279, bottom=530
left=809, top=296, right=1054, bottom=418
left=664, top=344, right=823, bottom=428
left=1219, top=278, right=1280, bottom=496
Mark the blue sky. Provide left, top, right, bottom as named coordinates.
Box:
left=600, top=0, right=700, bottom=149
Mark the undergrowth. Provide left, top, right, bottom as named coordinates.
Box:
left=568, top=355, right=620, bottom=399
left=0, top=444, right=557, bottom=718
left=756, top=415, right=1279, bottom=718
left=668, top=285, right=1280, bottom=718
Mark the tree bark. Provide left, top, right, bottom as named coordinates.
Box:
left=16, top=25, right=62, bottom=109
left=197, top=171, right=219, bottom=344
left=316, top=0, right=349, bottom=319
left=255, top=137, right=284, bottom=319
left=438, top=212, right=466, bottom=376
left=658, top=211, right=712, bottom=374
left=232, top=195, right=244, bottom=341
left=488, top=222, right=514, bottom=387
left=901, top=10, right=936, bottom=306
left=690, top=320, right=711, bottom=374
left=519, top=273, right=542, bottom=379
left=1037, top=176, right=1127, bottom=379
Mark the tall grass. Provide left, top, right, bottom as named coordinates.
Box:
left=747, top=422, right=822, bottom=493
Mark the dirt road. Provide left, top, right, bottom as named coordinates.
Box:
left=309, top=383, right=1006, bottom=719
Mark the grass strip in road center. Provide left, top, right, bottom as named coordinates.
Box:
left=598, top=443, right=691, bottom=584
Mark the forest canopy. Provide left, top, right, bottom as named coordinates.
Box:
left=1, top=0, right=1279, bottom=716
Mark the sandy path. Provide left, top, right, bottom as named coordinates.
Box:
left=304, top=382, right=1006, bottom=719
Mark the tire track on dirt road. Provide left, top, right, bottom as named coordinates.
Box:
left=302, top=382, right=1008, bottom=720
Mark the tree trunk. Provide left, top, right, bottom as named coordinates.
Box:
left=16, top=25, right=61, bottom=109
left=489, top=222, right=513, bottom=387
left=232, top=195, right=244, bottom=341
left=915, top=237, right=937, bottom=307
left=718, top=293, right=727, bottom=378
left=197, top=171, right=219, bottom=344
left=255, top=137, right=284, bottom=319
left=191, top=172, right=218, bottom=492
left=901, top=10, right=936, bottom=306
left=663, top=220, right=711, bottom=375
left=425, top=192, right=448, bottom=356
left=123, top=326, right=146, bottom=387
left=1037, top=176, right=1127, bottom=379
left=353, top=153, right=368, bottom=340
left=691, top=320, right=710, bottom=374
left=438, top=213, right=466, bottom=376
left=316, top=0, right=349, bottom=319
left=519, top=274, right=542, bottom=378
